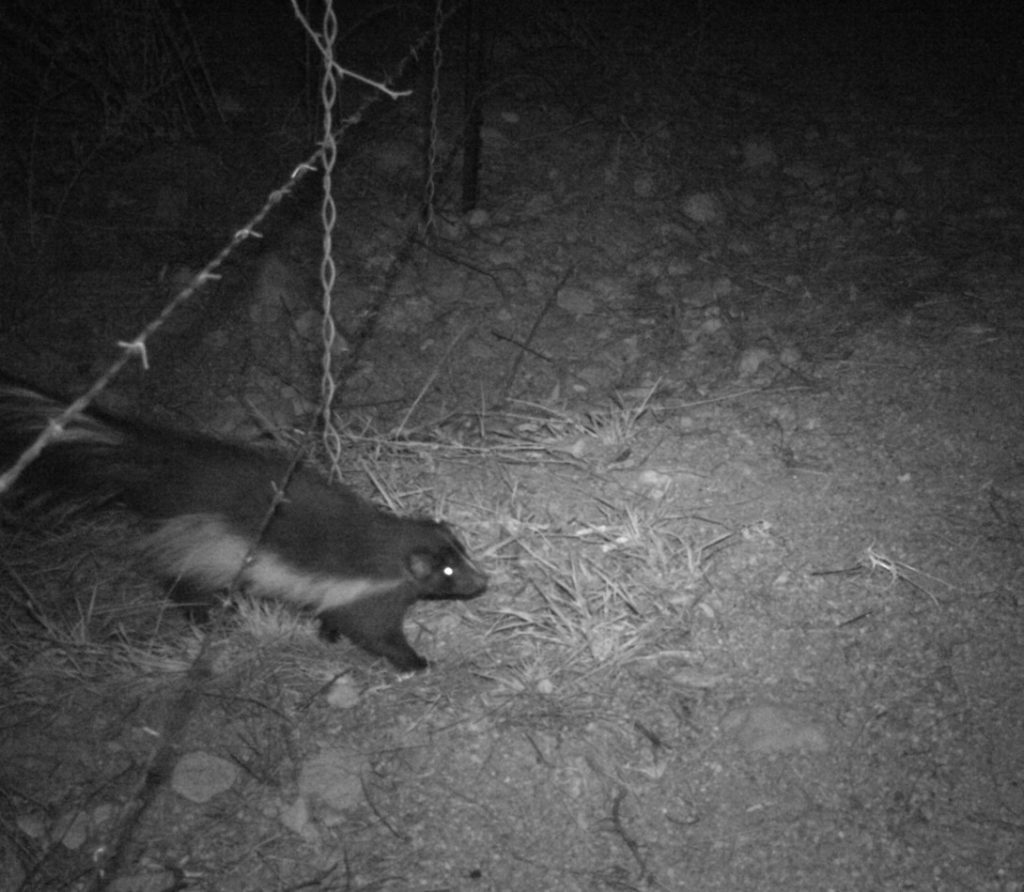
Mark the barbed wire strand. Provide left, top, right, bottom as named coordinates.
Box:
left=0, top=7, right=466, bottom=499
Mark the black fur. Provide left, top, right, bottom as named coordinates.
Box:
left=0, top=378, right=487, bottom=671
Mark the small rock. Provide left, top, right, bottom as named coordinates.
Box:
left=557, top=287, right=596, bottom=316
left=298, top=747, right=369, bottom=812
left=279, top=796, right=317, bottom=841
left=681, top=192, right=725, bottom=225
left=737, top=347, right=774, bottom=377
left=633, top=173, right=656, bottom=198
left=325, top=675, right=361, bottom=709
left=172, top=751, right=239, bottom=803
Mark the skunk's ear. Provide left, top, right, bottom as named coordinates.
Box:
left=406, top=548, right=437, bottom=582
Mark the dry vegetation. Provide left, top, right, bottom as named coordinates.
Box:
left=2, top=1, right=1024, bottom=891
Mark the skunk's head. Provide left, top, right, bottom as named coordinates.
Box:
left=406, top=521, right=488, bottom=600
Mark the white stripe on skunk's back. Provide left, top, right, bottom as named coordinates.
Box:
left=144, top=514, right=404, bottom=609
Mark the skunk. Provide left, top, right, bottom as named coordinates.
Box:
left=0, top=378, right=487, bottom=671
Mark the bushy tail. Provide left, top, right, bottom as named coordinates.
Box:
left=0, top=377, right=297, bottom=522
left=0, top=380, right=130, bottom=510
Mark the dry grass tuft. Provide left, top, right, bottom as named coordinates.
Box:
left=864, top=544, right=958, bottom=604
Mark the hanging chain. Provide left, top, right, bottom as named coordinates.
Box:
left=423, top=0, right=444, bottom=231
left=317, top=0, right=342, bottom=479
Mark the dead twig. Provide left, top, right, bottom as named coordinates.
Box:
left=500, top=266, right=574, bottom=401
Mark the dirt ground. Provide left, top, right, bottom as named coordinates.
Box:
left=1, top=3, right=1023, bottom=891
